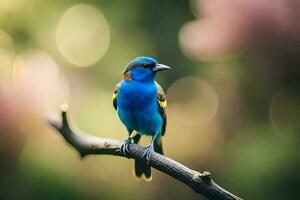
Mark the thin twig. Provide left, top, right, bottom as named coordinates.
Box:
left=47, top=105, right=243, bottom=200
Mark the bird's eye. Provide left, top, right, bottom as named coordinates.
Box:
left=142, top=63, right=150, bottom=68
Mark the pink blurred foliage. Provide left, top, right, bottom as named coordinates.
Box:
left=180, top=0, right=300, bottom=60
left=0, top=88, right=33, bottom=173
left=0, top=49, right=69, bottom=174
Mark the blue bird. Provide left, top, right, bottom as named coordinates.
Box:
left=113, top=56, right=170, bottom=179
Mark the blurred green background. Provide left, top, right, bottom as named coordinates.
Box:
left=1, top=0, right=300, bottom=199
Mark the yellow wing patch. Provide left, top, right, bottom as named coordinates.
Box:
left=113, top=81, right=121, bottom=110
left=155, top=81, right=167, bottom=136
left=112, top=92, right=118, bottom=101
left=158, top=96, right=167, bottom=109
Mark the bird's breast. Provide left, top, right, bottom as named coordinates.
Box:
left=117, top=80, right=163, bottom=135
left=118, top=81, right=157, bottom=109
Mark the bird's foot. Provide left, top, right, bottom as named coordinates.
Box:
left=121, top=138, right=132, bottom=158
left=142, top=144, right=154, bottom=164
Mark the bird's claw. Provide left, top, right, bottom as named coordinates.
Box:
left=142, top=145, right=154, bottom=164
left=121, top=138, right=132, bottom=158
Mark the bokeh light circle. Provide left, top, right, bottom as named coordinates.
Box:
left=167, top=76, right=219, bottom=126
left=0, top=30, right=15, bottom=85
left=0, top=29, right=15, bottom=52
left=55, top=4, right=110, bottom=67
left=179, top=19, right=235, bottom=62
left=12, top=49, right=69, bottom=113
left=0, top=48, right=14, bottom=85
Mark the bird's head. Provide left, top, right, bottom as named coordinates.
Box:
left=123, top=57, right=171, bottom=82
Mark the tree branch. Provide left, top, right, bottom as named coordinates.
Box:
left=47, top=105, right=243, bottom=200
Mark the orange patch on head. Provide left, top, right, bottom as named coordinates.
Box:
left=124, top=71, right=132, bottom=80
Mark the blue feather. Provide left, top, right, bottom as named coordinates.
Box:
left=117, top=79, right=163, bottom=138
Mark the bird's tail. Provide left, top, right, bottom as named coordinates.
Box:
left=134, top=137, right=164, bottom=181
left=135, top=159, right=152, bottom=180
left=133, top=133, right=151, bottom=180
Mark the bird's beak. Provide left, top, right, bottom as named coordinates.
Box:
left=152, top=64, right=171, bottom=72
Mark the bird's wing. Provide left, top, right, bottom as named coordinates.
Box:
left=113, top=81, right=122, bottom=110
left=155, top=82, right=167, bottom=136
